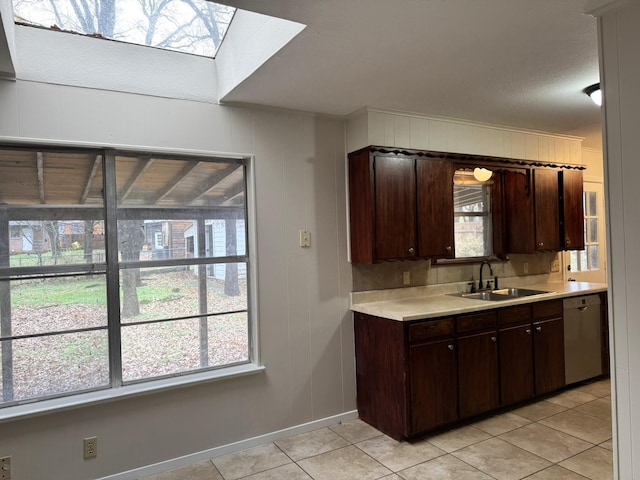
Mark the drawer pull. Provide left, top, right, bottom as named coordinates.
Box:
left=490, top=336, right=497, bottom=342
left=525, top=329, right=532, bottom=335
left=448, top=344, right=454, bottom=351
left=536, top=326, right=542, bottom=332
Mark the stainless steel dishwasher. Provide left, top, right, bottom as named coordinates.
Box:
left=563, top=294, right=602, bottom=385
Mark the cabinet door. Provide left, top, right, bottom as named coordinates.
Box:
left=409, top=339, right=458, bottom=434
left=533, top=318, right=565, bottom=395
left=499, top=324, right=534, bottom=406
left=534, top=169, right=561, bottom=251
left=374, top=156, right=417, bottom=260
left=503, top=170, right=535, bottom=253
left=562, top=170, right=585, bottom=250
left=458, top=331, right=499, bottom=419
left=416, top=158, right=454, bottom=258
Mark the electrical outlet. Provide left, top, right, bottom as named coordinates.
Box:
left=551, top=258, right=560, bottom=272
left=402, top=271, right=411, bottom=285
left=523, top=261, right=529, bottom=274
left=1, top=456, right=11, bottom=480
left=83, top=437, right=98, bottom=460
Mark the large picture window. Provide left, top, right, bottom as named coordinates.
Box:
left=0, top=147, right=251, bottom=407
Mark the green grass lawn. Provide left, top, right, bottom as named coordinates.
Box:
left=11, top=274, right=177, bottom=307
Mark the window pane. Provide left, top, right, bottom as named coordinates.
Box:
left=0, top=150, right=103, bottom=206
left=117, top=219, right=246, bottom=261
left=0, top=149, right=105, bottom=267
left=209, top=312, right=249, bottom=367
left=588, top=192, right=597, bottom=216
left=3, top=274, right=107, bottom=337
left=121, top=313, right=248, bottom=382
left=569, top=251, right=578, bottom=272
left=588, top=246, right=600, bottom=270
left=13, top=0, right=235, bottom=58
left=580, top=250, right=588, bottom=271
left=7, top=220, right=106, bottom=268
left=119, top=263, right=247, bottom=323
left=115, top=156, right=245, bottom=208
left=3, top=330, right=109, bottom=403
left=453, top=170, right=492, bottom=259
left=588, top=219, right=598, bottom=243
left=454, top=216, right=492, bottom=257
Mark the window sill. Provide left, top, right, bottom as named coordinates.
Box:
left=0, top=363, right=265, bottom=423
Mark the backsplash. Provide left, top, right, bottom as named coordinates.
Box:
left=352, top=252, right=562, bottom=292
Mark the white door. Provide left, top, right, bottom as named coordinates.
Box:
left=563, top=182, right=607, bottom=283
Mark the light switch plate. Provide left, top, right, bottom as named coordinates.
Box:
left=1, top=456, right=11, bottom=480
left=299, top=230, right=311, bottom=248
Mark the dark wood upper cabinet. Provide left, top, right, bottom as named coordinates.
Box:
left=348, top=149, right=376, bottom=263
left=533, top=169, right=561, bottom=251
left=561, top=170, right=585, bottom=250
left=348, top=146, right=585, bottom=261
left=374, top=156, right=417, bottom=260
left=348, top=148, right=454, bottom=263
left=417, top=159, right=454, bottom=258
left=348, top=149, right=418, bottom=263
left=503, top=168, right=579, bottom=253
left=503, top=170, right=535, bottom=253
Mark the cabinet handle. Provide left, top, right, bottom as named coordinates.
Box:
left=536, top=326, right=542, bottom=332
left=445, top=245, right=452, bottom=252
left=408, top=247, right=415, bottom=255
left=490, top=336, right=497, bottom=342
left=537, top=242, right=544, bottom=248
left=525, top=329, right=531, bottom=334
left=448, top=344, right=454, bottom=351
left=566, top=238, right=571, bottom=247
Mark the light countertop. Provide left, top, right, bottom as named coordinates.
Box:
left=350, top=281, right=607, bottom=322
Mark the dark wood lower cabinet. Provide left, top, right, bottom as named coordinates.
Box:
left=499, top=324, right=535, bottom=406
left=354, top=299, right=571, bottom=440
left=533, top=318, right=565, bottom=395
left=409, top=339, right=458, bottom=433
left=458, top=331, right=499, bottom=418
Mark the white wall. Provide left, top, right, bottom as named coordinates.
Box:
left=347, top=108, right=583, bottom=164
left=0, top=79, right=354, bottom=480
left=595, top=1, right=640, bottom=477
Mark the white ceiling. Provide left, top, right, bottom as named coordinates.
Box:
left=217, top=0, right=603, bottom=146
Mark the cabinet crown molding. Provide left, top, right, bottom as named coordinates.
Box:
left=360, top=146, right=586, bottom=171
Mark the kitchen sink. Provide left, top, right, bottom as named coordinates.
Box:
left=491, top=287, right=550, bottom=297
left=450, top=287, right=550, bottom=301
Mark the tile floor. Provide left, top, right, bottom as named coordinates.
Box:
left=143, top=379, right=613, bottom=480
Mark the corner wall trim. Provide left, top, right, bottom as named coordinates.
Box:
left=99, top=410, right=359, bottom=480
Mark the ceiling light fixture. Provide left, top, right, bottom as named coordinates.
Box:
left=584, top=83, right=602, bottom=106
left=473, top=167, right=493, bottom=182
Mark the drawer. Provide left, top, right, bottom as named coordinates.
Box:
left=457, top=311, right=497, bottom=334
left=409, top=318, right=454, bottom=343
left=498, top=305, right=532, bottom=327
left=533, top=299, right=563, bottom=319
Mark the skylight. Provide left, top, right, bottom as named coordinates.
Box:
left=12, top=0, right=235, bottom=57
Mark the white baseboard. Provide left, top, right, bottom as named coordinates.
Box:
left=99, top=410, right=359, bottom=480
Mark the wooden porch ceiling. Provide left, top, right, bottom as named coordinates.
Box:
left=0, top=149, right=245, bottom=208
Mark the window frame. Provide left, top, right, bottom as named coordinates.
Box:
left=0, top=145, right=259, bottom=414
left=452, top=169, right=495, bottom=260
